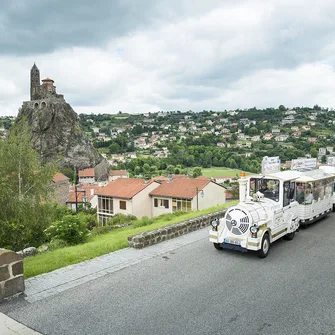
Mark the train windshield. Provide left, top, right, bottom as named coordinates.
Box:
left=249, top=178, right=280, bottom=202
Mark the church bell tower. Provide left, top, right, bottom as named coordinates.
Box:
left=30, top=63, right=40, bottom=100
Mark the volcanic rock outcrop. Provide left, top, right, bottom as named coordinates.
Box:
left=16, top=64, right=108, bottom=178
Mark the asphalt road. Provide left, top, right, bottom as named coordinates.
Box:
left=1, top=214, right=335, bottom=335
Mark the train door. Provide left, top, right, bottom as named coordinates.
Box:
left=273, top=181, right=294, bottom=238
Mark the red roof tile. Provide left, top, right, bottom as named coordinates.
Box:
left=109, top=170, right=128, bottom=176
left=67, top=184, right=102, bottom=203
left=78, top=168, right=95, bottom=177
left=53, top=172, right=69, bottom=182
left=97, top=178, right=155, bottom=199
left=149, top=178, right=210, bottom=199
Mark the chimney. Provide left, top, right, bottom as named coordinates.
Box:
left=238, top=172, right=247, bottom=202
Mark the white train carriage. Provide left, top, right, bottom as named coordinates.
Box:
left=209, top=167, right=334, bottom=258
left=295, top=169, right=334, bottom=225
left=318, top=165, right=335, bottom=210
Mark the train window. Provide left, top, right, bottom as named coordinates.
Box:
left=296, top=183, right=305, bottom=203
left=250, top=178, right=279, bottom=201
left=283, top=181, right=291, bottom=207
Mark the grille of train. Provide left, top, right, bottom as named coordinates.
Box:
left=225, top=208, right=250, bottom=235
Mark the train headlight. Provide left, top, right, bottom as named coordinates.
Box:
left=250, top=225, right=259, bottom=237
left=211, top=220, right=219, bottom=231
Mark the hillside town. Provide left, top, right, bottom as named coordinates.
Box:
left=2, top=2, right=335, bottom=334
left=78, top=106, right=335, bottom=170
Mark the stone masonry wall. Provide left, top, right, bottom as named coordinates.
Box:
left=0, top=249, right=25, bottom=302
left=50, top=179, right=71, bottom=205
left=128, top=209, right=227, bottom=249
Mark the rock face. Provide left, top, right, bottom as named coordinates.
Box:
left=15, top=64, right=108, bottom=178
left=17, top=97, right=106, bottom=173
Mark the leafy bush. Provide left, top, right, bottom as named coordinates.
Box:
left=156, top=211, right=187, bottom=221
left=77, top=213, right=98, bottom=230
left=106, top=213, right=137, bottom=227
left=45, top=215, right=90, bottom=245
left=47, top=239, right=68, bottom=251
left=90, top=226, right=113, bottom=236
left=132, top=216, right=154, bottom=228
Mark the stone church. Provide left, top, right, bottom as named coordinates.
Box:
left=15, top=64, right=108, bottom=180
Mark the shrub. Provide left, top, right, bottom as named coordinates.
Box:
left=77, top=213, right=98, bottom=230
left=47, top=239, right=68, bottom=250
left=132, top=216, right=154, bottom=228
left=90, top=226, right=113, bottom=236
left=45, top=215, right=90, bottom=245
left=106, top=213, right=137, bottom=227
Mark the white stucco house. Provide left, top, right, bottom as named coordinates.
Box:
left=78, top=168, right=95, bottom=184
left=108, top=170, right=129, bottom=182
left=66, top=184, right=102, bottom=211
left=149, top=177, right=226, bottom=217
left=96, top=178, right=160, bottom=224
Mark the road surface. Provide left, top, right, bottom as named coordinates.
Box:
left=1, top=214, right=335, bottom=335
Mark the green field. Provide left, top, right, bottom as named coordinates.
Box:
left=202, top=167, right=252, bottom=178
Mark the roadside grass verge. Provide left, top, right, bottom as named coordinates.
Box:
left=202, top=167, right=251, bottom=178
left=23, top=201, right=237, bottom=279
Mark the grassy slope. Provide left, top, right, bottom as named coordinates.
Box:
left=202, top=167, right=247, bottom=178
left=24, top=201, right=237, bottom=278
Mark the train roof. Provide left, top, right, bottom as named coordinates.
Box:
left=319, top=165, right=335, bottom=174
left=295, top=169, right=334, bottom=182
left=248, top=168, right=334, bottom=182
left=248, top=170, right=302, bottom=181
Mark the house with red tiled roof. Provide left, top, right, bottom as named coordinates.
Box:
left=66, top=184, right=102, bottom=211
left=149, top=178, right=226, bottom=217
left=211, top=176, right=234, bottom=184
left=108, top=170, right=129, bottom=182
left=78, top=168, right=95, bottom=184
left=96, top=178, right=160, bottom=224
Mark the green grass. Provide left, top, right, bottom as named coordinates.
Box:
left=202, top=167, right=251, bottom=178
left=23, top=202, right=237, bottom=278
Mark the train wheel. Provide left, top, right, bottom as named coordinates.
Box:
left=283, top=232, right=295, bottom=241
left=213, top=243, right=222, bottom=250
left=258, top=233, right=270, bottom=258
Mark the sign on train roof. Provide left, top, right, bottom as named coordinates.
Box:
left=261, top=156, right=281, bottom=174
left=291, top=158, right=317, bottom=170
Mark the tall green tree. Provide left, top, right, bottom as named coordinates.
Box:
left=0, top=120, right=56, bottom=250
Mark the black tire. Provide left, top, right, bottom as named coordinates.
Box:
left=213, top=243, right=222, bottom=250
left=258, top=233, right=270, bottom=258
left=283, top=231, right=295, bottom=241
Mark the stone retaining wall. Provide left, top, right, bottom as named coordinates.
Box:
left=0, top=249, right=25, bottom=302
left=128, top=209, right=227, bottom=249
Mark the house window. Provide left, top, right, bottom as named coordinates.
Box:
left=98, top=196, right=113, bottom=214
left=154, top=198, right=169, bottom=209
left=98, top=214, right=111, bottom=226
left=172, top=198, right=191, bottom=212
left=120, top=200, right=127, bottom=210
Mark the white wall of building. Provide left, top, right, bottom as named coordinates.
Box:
left=151, top=197, right=172, bottom=217
left=79, top=176, right=95, bottom=184
left=197, top=182, right=226, bottom=210
left=112, top=198, right=133, bottom=216
left=132, top=182, right=160, bottom=218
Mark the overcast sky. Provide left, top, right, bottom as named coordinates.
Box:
left=1, top=0, right=335, bottom=116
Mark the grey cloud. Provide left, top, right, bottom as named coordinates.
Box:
left=0, top=0, right=165, bottom=54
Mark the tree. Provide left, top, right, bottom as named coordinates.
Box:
left=0, top=120, right=56, bottom=250
left=109, top=142, right=120, bottom=154
left=310, top=148, right=318, bottom=158
left=192, top=167, right=202, bottom=178
left=279, top=105, right=286, bottom=112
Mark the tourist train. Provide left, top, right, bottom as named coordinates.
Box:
left=209, top=157, right=335, bottom=258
